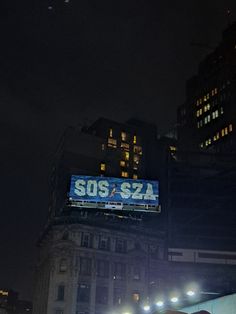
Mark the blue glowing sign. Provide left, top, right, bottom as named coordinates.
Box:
left=69, top=175, right=159, bottom=206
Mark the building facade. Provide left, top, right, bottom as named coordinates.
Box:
left=33, top=214, right=166, bottom=314
left=178, top=21, right=236, bottom=152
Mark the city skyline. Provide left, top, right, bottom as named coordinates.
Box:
left=1, top=0, right=236, bottom=302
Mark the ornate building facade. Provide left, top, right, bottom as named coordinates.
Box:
left=33, top=213, right=166, bottom=314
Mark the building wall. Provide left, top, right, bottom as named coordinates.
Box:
left=33, top=219, right=165, bottom=314
left=178, top=22, right=236, bottom=153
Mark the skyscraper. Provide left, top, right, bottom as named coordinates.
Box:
left=178, top=22, right=236, bottom=153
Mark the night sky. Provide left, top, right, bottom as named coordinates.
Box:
left=1, top=0, right=236, bottom=300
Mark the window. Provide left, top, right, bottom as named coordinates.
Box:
left=133, top=266, right=141, bottom=280
left=120, top=160, right=126, bottom=167
left=196, top=110, right=199, bottom=117
left=77, top=284, right=90, bottom=303
left=124, top=151, right=129, bottom=161
left=220, top=107, right=224, bottom=114
left=115, top=239, right=127, bottom=253
left=225, top=127, right=228, bottom=135
left=101, top=144, right=105, bottom=151
left=80, top=257, right=92, bottom=276
left=207, top=115, right=211, bottom=122
left=97, top=260, right=109, bottom=278
left=133, top=154, right=140, bottom=166
left=121, top=142, right=130, bottom=151
left=81, top=232, right=93, bottom=248
left=133, top=145, right=142, bottom=155
left=57, top=285, right=65, bottom=301
left=229, top=124, right=233, bottom=132
left=121, top=131, right=127, bottom=141
left=121, top=171, right=128, bottom=178
left=108, top=138, right=117, bottom=148
left=109, top=128, right=113, bottom=137
left=133, top=174, right=138, bottom=179
left=59, top=259, right=67, bottom=273
left=100, top=163, right=106, bottom=172
left=114, top=262, right=126, bottom=280
left=96, top=286, right=108, bottom=305
left=132, top=292, right=140, bottom=302
left=99, top=235, right=110, bottom=251
left=199, top=108, right=202, bottom=115
left=133, top=135, right=137, bottom=144
left=113, top=288, right=125, bottom=305
left=215, top=87, right=218, bottom=94
left=221, top=129, right=225, bottom=137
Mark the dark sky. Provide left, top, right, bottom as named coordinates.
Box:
left=1, top=0, right=236, bottom=301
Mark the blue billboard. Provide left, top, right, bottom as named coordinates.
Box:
left=69, top=175, right=159, bottom=207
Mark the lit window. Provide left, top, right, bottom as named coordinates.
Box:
left=124, top=151, right=129, bottom=161
left=229, top=124, right=233, bottom=132
left=215, top=110, right=219, bottom=118
left=121, top=171, right=128, bottom=178
left=215, top=87, right=218, bottom=94
left=207, top=103, right=210, bottom=110
left=209, top=138, right=211, bottom=145
left=225, top=127, right=228, bottom=135
left=216, top=132, right=220, bottom=139
left=196, top=100, right=199, bottom=106
left=133, top=293, right=140, bottom=302
left=204, top=117, right=208, bottom=124
left=108, top=138, right=117, bottom=148
left=133, top=174, right=138, bottom=180
left=121, top=142, right=130, bottom=151
left=109, top=128, right=113, bottom=137
left=204, top=106, right=207, bottom=112
left=169, top=146, right=177, bottom=152
left=220, top=107, right=224, bottom=114
left=199, top=108, right=202, bottom=115
left=133, top=135, right=137, bottom=144
left=196, top=110, right=199, bottom=117
left=207, top=93, right=210, bottom=99
left=221, top=129, right=225, bottom=136
left=133, top=154, right=140, bottom=165
left=120, top=160, right=126, bottom=167
left=121, top=131, right=127, bottom=141
left=200, top=143, right=204, bottom=148
left=197, top=122, right=200, bottom=128
left=100, top=163, right=106, bottom=172
left=204, top=95, right=207, bottom=102
left=207, top=115, right=211, bottom=122
left=133, top=145, right=142, bottom=155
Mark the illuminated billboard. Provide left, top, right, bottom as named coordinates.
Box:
left=69, top=175, right=159, bottom=208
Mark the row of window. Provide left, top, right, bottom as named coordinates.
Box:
left=80, top=233, right=127, bottom=252
left=109, top=129, right=137, bottom=144
left=200, top=124, right=233, bottom=148
left=196, top=88, right=218, bottom=106
left=56, top=283, right=141, bottom=306
left=59, top=257, right=142, bottom=280
left=197, top=108, right=224, bottom=128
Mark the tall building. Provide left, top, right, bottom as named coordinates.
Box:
left=49, top=118, right=159, bottom=217
left=33, top=117, right=165, bottom=314
left=178, top=21, right=236, bottom=152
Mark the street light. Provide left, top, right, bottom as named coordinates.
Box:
left=156, top=300, right=164, bottom=307
left=186, top=290, right=195, bottom=297
left=170, top=297, right=178, bottom=303
left=143, top=305, right=150, bottom=312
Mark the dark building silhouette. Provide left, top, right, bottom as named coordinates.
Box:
left=178, top=22, right=236, bottom=153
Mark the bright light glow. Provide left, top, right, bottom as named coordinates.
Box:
left=123, top=312, right=131, bottom=314
left=186, top=290, right=195, bottom=296
left=170, top=297, right=178, bottom=303
left=143, top=305, right=150, bottom=312
left=156, top=301, right=164, bottom=307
